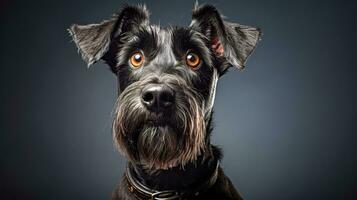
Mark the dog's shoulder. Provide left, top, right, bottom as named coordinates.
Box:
left=199, top=167, right=243, bottom=200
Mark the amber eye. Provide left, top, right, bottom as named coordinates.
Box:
left=130, top=51, right=144, bottom=68
left=185, top=52, right=201, bottom=69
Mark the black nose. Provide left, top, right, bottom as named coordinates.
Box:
left=141, top=85, right=175, bottom=112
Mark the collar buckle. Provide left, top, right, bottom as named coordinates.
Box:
left=151, top=190, right=180, bottom=200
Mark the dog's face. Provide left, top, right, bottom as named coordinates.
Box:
left=69, top=4, right=261, bottom=170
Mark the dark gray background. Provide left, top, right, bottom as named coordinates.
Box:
left=1, top=0, right=356, bottom=199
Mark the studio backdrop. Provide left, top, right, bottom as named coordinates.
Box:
left=0, top=0, right=356, bottom=199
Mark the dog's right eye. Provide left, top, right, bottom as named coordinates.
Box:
left=130, top=51, right=145, bottom=68
left=185, top=52, right=201, bottom=70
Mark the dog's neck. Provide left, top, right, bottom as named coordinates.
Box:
left=129, top=145, right=220, bottom=191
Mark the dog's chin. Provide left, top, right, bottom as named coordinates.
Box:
left=137, top=122, right=182, bottom=170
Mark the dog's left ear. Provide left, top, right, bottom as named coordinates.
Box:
left=190, top=4, right=261, bottom=72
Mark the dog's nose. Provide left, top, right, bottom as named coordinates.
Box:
left=141, top=85, right=175, bottom=112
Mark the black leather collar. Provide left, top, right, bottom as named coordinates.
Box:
left=125, top=162, right=219, bottom=200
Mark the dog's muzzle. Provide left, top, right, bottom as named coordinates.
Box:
left=113, top=73, right=207, bottom=169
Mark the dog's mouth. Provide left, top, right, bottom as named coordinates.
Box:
left=146, top=112, right=173, bottom=127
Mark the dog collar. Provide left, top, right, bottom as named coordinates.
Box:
left=125, top=161, right=219, bottom=200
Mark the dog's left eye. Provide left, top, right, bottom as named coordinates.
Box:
left=130, top=51, right=145, bottom=68
left=185, top=52, right=201, bottom=70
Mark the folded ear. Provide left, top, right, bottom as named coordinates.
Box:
left=68, top=5, right=150, bottom=67
left=190, top=4, right=261, bottom=72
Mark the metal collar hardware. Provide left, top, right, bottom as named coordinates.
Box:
left=125, top=162, right=219, bottom=200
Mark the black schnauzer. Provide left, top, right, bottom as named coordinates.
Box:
left=69, top=3, right=261, bottom=200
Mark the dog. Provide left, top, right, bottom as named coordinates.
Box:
left=69, top=3, right=261, bottom=200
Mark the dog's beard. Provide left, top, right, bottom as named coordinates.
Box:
left=112, top=75, right=207, bottom=170
left=137, top=125, right=179, bottom=169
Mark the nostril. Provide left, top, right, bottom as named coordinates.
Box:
left=142, top=92, right=154, bottom=103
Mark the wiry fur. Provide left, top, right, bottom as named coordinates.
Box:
left=113, top=73, right=208, bottom=170
left=69, top=3, right=261, bottom=200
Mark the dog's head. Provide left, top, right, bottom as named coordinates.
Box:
left=69, top=4, right=261, bottom=170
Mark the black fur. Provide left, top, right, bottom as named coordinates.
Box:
left=69, top=3, right=261, bottom=200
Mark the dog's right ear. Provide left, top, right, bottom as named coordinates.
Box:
left=68, top=5, right=150, bottom=67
